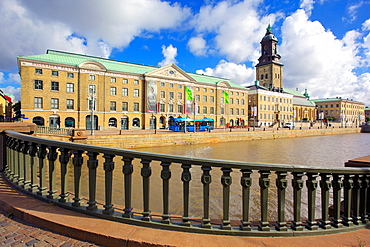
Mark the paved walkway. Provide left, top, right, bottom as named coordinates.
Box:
left=1, top=173, right=370, bottom=247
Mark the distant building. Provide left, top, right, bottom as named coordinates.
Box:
left=0, top=90, right=12, bottom=122
left=312, top=98, right=365, bottom=127
left=18, top=50, right=249, bottom=130
left=284, top=88, right=316, bottom=122
left=365, top=107, right=370, bottom=121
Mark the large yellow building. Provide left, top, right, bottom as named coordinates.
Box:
left=18, top=50, right=249, bottom=130
left=312, top=98, right=365, bottom=127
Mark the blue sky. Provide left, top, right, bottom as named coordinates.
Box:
left=1, top=0, right=369, bottom=105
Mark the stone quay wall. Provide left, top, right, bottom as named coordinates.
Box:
left=85, top=127, right=361, bottom=149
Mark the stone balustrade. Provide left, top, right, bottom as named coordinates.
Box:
left=1, top=129, right=369, bottom=236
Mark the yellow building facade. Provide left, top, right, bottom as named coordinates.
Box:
left=18, top=50, right=249, bottom=130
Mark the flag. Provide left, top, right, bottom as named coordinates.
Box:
left=185, top=86, right=193, bottom=101
left=223, top=91, right=229, bottom=104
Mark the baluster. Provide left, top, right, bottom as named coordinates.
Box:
left=319, top=173, right=332, bottom=229
left=37, top=144, right=48, bottom=196
left=102, top=153, right=115, bottom=215
left=258, top=170, right=271, bottom=231
left=291, top=172, right=304, bottom=231
left=331, top=174, right=343, bottom=228
left=72, top=150, right=84, bottom=207
left=201, top=166, right=212, bottom=229
left=46, top=146, right=58, bottom=199
left=22, top=141, right=31, bottom=190
left=275, top=171, right=288, bottom=231
left=351, top=175, right=362, bottom=225
left=4, top=137, right=12, bottom=177
left=240, top=169, right=252, bottom=231
left=16, top=139, right=23, bottom=185
left=342, top=174, right=354, bottom=226
left=367, top=175, right=370, bottom=220
left=28, top=143, right=38, bottom=193
left=58, top=148, right=71, bottom=203
left=306, top=173, right=319, bottom=230
left=181, top=163, right=192, bottom=226
left=141, top=159, right=152, bottom=221
left=160, top=161, right=172, bottom=224
left=221, top=167, right=232, bottom=230
left=122, top=157, right=134, bottom=218
left=86, top=152, right=99, bottom=211
left=360, top=175, right=369, bottom=223
left=10, top=138, right=18, bottom=181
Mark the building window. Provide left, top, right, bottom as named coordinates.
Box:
left=178, top=84, right=182, bottom=89
left=122, top=88, right=128, bottom=96
left=203, top=106, right=207, bottom=114
left=110, top=87, right=117, bottom=96
left=210, top=89, right=214, bottom=93
left=134, top=103, right=139, bottom=112
left=169, top=91, right=174, bottom=99
left=34, top=80, right=43, bottom=90
left=133, top=89, right=139, bottom=97
left=88, top=84, right=96, bottom=94
left=111, top=77, right=116, bottom=83
left=160, top=104, right=165, bottom=112
left=221, top=97, right=224, bottom=104
left=178, top=92, right=182, bottom=100
left=210, top=107, right=214, bottom=114
left=196, top=95, right=200, bottom=102
left=51, top=81, right=59, bottom=91
left=122, top=102, right=128, bottom=111
left=35, top=69, right=42, bottom=74
left=67, top=72, right=74, bottom=78
left=34, top=97, right=43, bottom=108
left=110, top=101, right=116, bottom=111
left=210, top=96, right=214, bottom=103
left=241, top=109, right=245, bottom=115
left=221, top=108, right=225, bottom=114
left=160, top=81, right=165, bottom=87
left=123, top=79, right=128, bottom=84
left=52, top=71, right=58, bottom=76
left=160, top=91, right=165, bottom=98
left=51, top=98, right=59, bottom=109
left=177, top=104, right=183, bottom=113
left=236, top=99, right=239, bottom=105
left=203, top=88, right=207, bottom=92
left=169, top=83, right=174, bottom=88
left=203, top=96, right=207, bottom=102
left=66, top=83, right=74, bottom=93
left=241, top=99, right=245, bottom=105
left=134, top=80, right=139, bottom=85
left=169, top=104, right=174, bottom=113
left=230, top=98, right=234, bottom=104
left=66, top=99, right=74, bottom=110
left=236, top=108, right=239, bottom=115
left=89, top=75, right=96, bottom=81
left=230, top=108, right=233, bottom=115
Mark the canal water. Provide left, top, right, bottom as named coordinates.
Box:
left=65, top=133, right=370, bottom=223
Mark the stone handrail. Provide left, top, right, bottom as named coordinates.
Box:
left=2, top=130, right=370, bottom=236
left=36, top=126, right=73, bottom=136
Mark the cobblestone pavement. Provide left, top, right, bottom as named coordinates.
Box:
left=0, top=207, right=99, bottom=247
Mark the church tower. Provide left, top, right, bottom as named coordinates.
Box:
left=255, top=24, right=283, bottom=89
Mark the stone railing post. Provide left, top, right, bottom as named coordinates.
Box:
left=102, top=153, right=115, bottom=215
left=319, top=173, right=332, bottom=229
left=86, top=152, right=99, bottom=211
left=160, top=161, right=172, bottom=224
left=72, top=150, right=84, bottom=207
left=259, top=170, right=270, bottom=231
left=28, top=142, right=38, bottom=193
left=181, top=163, right=192, bottom=226
left=352, top=175, right=362, bottom=225
left=37, top=144, right=48, bottom=196
left=360, top=175, right=369, bottom=223
left=342, top=174, right=354, bottom=226
left=22, top=140, right=31, bottom=190
left=221, top=167, right=232, bottom=230
left=292, top=172, right=304, bottom=231
left=122, top=157, right=134, bottom=218
left=240, top=169, right=252, bottom=231
left=275, top=171, right=288, bottom=231
left=141, top=159, right=152, bottom=221
left=46, top=146, right=58, bottom=199
left=331, top=174, right=343, bottom=228
left=58, top=148, right=71, bottom=203
left=201, top=166, right=212, bottom=229
left=306, top=173, right=319, bottom=230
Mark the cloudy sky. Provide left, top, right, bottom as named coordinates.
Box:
left=1, top=0, right=369, bottom=105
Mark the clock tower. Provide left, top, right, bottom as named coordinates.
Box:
left=255, top=24, right=283, bottom=89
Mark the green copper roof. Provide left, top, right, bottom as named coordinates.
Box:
left=284, top=88, right=305, bottom=97
left=312, top=98, right=364, bottom=104
left=18, top=50, right=246, bottom=89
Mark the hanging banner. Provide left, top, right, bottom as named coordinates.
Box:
left=185, top=85, right=194, bottom=114
left=223, top=91, right=229, bottom=104
left=147, top=80, right=157, bottom=113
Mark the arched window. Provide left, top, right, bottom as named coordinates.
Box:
left=65, top=117, right=75, bottom=128
left=132, top=118, right=140, bottom=127
left=108, top=117, right=117, bottom=127
left=121, top=117, right=129, bottom=130
left=265, top=74, right=268, bottom=79
left=261, top=74, right=264, bottom=80
left=33, top=116, right=44, bottom=126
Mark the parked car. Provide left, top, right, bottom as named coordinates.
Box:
left=283, top=122, right=293, bottom=128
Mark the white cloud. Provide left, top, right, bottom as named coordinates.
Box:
left=0, top=86, right=20, bottom=102
left=280, top=9, right=370, bottom=103
left=196, top=60, right=254, bottom=86
left=363, top=19, right=370, bottom=31
left=158, top=44, right=178, bottom=66
left=0, top=0, right=190, bottom=70
left=299, top=0, right=315, bottom=15
left=190, top=0, right=279, bottom=63
left=187, top=36, right=208, bottom=56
